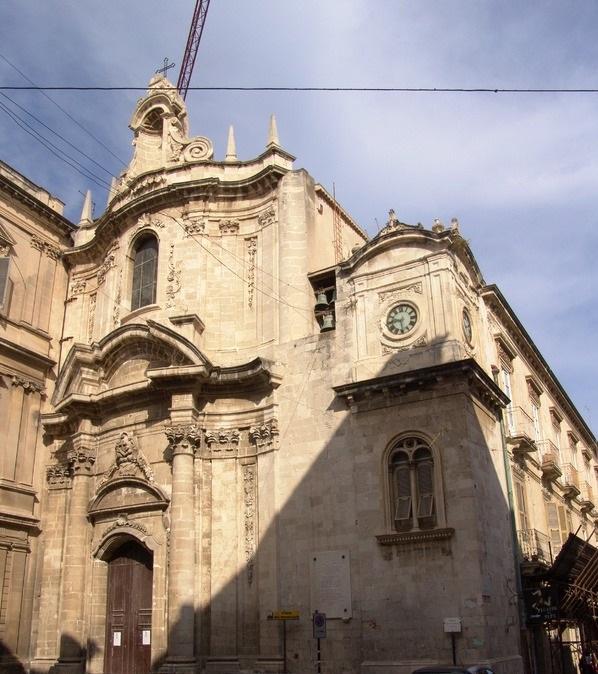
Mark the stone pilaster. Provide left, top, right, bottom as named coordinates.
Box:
left=54, top=446, right=95, bottom=674
left=163, top=422, right=200, bottom=673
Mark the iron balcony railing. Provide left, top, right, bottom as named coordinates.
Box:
left=537, top=438, right=560, bottom=460
left=579, top=482, right=595, bottom=510
left=517, top=528, right=553, bottom=565
left=505, top=406, right=537, bottom=453
left=561, top=463, right=581, bottom=498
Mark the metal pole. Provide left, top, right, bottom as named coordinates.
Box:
left=451, top=633, right=457, bottom=665
left=283, top=621, right=287, bottom=674
left=317, top=637, right=321, bottom=674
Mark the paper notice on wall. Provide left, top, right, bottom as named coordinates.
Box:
left=113, top=631, right=121, bottom=646
left=142, top=630, right=151, bottom=645
left=310, top=550, right=352, bottom=619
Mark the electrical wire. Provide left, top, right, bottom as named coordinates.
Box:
left=0, top=100, right=112, bottom=191
left=0, top=91, right=116, bottom=178
left=1, top=86, right=598, bottom=93
left=0, top=52, right=127, bottom=165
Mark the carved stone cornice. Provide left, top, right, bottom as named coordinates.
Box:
left=30, top=235, right=62, bottom=260
left=67, top=448, right=96, bottom=475
left=164, top=423, right=201, bottom=457
left=46, top=463, right=72, bottom=489
left=204, top=428, right=241, bottom=453
left=257, top=206, right=276, bottom=228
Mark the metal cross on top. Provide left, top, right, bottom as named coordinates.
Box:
left=156, top=57, right=175, bottom=77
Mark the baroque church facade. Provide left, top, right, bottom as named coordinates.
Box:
left=1, top=76, right=597, bottom=674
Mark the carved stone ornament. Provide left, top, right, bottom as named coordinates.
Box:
left=0, top=244, right=10, bottom=256
left=164, top=424, right=201, bottom=456
left=137, top=213, right=166, bottom=230
left=183, top=136, right=214, bottom=163
left=249, top=419, right=279, bottom=451
left=30, top=235, right=62, bottom=259
left=96, top=241, right=119, bottom=286
left=257, top=206, right=276, bottom=228
left=378, top=282, right=423, bottom=304
left=183, top=215, right=205, bottom=236
left=69, top=278, right=87, bottom=298
left=11, top=375, right=45, bottom=395
left=105, top=513, right=149, bottom=537
left=246, top=236, right=257, bottom=309
left=67, top=448, right=96, bottom=475
left=87, top=292, right=97, bottom=344
left=46, top=464, right=72, bottom=489
left=100, top=432, right=154, bottom=485
left=128, top=174, right=168, bottom=199
left=243, top=462, right=257, bottom=585
left=165, top=243, right=182, bottom=308
left=381, top=332, right=427, bottom=354
left=113, top=270, right=122, bottom=327
left=219, top=219, right=240, bottom=235
left=204, top=428, right=241, bottom=453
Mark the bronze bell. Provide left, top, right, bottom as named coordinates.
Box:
left=320, top=312, right=335, bottom=332
left=315, top=291, right=329, bottom=310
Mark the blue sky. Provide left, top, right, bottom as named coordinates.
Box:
left=0, top=1, right=596, bottom=430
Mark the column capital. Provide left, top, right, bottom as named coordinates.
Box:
left=165, top=423, right=201, bottom=457
left=67, top=447, right=96, bottom=475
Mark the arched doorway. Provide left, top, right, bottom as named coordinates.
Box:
left=104, top=540, right=153, bottom=674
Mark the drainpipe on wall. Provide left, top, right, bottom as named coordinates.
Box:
left=491, top=366, right=531, bottom=670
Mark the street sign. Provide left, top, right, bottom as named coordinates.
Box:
left=313, top=611, right=327, bottom=639
left=269, top=610, right=300, bottom=620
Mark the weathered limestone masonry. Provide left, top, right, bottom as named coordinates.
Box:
left=0, top=160, right=73, bottom=674
left=4, top=73, right=596, bottom=674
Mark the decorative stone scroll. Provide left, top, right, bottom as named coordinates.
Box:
left=243, top=462, right=257, bottom=585
left=249, top=419, right=279, bottom=451
left=11, top=375, right=44, bottom=395
left=246, top=236, right=257, bottom=308
left=46, top=464, right=72, bottom=489
left=164, top=423, right=201, bottom=456
left=204, top=428, right=241, bottom=452
left=381, top=333, right=427, bottom=354
left=219, top=219, right=240, bottom=235
left=138, top=213, right=165, bottom=230
left=100, top=432, right=154, bottom=485
left=67, top=448, right=96, bottom=475
left=165, top=243, right=182, bottom=308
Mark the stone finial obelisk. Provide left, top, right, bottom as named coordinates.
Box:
left=266, top=114, right=280, bottom=148
left=106, top=177, right=117, bottom=206
left=225, top=125, right=237, bottom=162
left=78, top=190, right=93, bottom=226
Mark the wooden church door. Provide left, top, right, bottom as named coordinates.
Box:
left=105, top=541, right=153, bottom=674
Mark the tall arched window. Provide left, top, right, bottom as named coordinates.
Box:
left=389, top=437, right=436, bottom=531
left=131, top=234, right=158, bottom=311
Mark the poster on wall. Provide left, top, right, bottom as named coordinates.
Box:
left=310, top=550, right=352, bottom=619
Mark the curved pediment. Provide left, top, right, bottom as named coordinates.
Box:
left=88, top=476, right=169, bottom=521
left=53, top=320, right=212, bottom=405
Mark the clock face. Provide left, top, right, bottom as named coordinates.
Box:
left=462, top=309, right=473, bottom=343
left=386, top=304, right=417, bottom=335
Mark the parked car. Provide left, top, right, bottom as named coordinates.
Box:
left=412, top=665, right=494, bottom=674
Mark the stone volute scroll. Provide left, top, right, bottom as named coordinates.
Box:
left=100, top=432, right=154, bottom=485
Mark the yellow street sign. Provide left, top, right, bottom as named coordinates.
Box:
left=270, top=610, right=300, bottom=620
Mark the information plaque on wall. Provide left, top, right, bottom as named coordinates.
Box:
left=310, top=550, right=352, bottom=619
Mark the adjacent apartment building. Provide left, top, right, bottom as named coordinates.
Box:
left=0, top=75, right=596, bottom=674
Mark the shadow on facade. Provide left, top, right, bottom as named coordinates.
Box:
left=124, top=346, right=521, bottom=674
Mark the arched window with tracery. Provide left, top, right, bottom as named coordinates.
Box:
left=389, top=436, right=436, bottom=531
left=131, top=234, right=158, bottom=311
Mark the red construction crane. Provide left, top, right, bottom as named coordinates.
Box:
left=177, top=0, right=212, bottom=100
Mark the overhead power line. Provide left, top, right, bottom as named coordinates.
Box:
left=1, top=86, right=598, bottom=93
left=0, top=52, right=127, bottom=165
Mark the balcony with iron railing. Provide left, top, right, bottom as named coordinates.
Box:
left=505, top=406, right=537, bottom=455
left=579, top=482, right=595, bottom=512
left=537, top=439, right=562, bottom=481
left=517, top=528, right=553, bottom=567
left=560, top=463, right=581, bottom=499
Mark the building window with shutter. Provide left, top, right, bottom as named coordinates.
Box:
left=0, top=254, right=10, bottom=313
left=389, top=436, right=436, bottom=531
left=545, top=501, right=572, bottom=558
left=131, top=234, right=158, bottom=311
